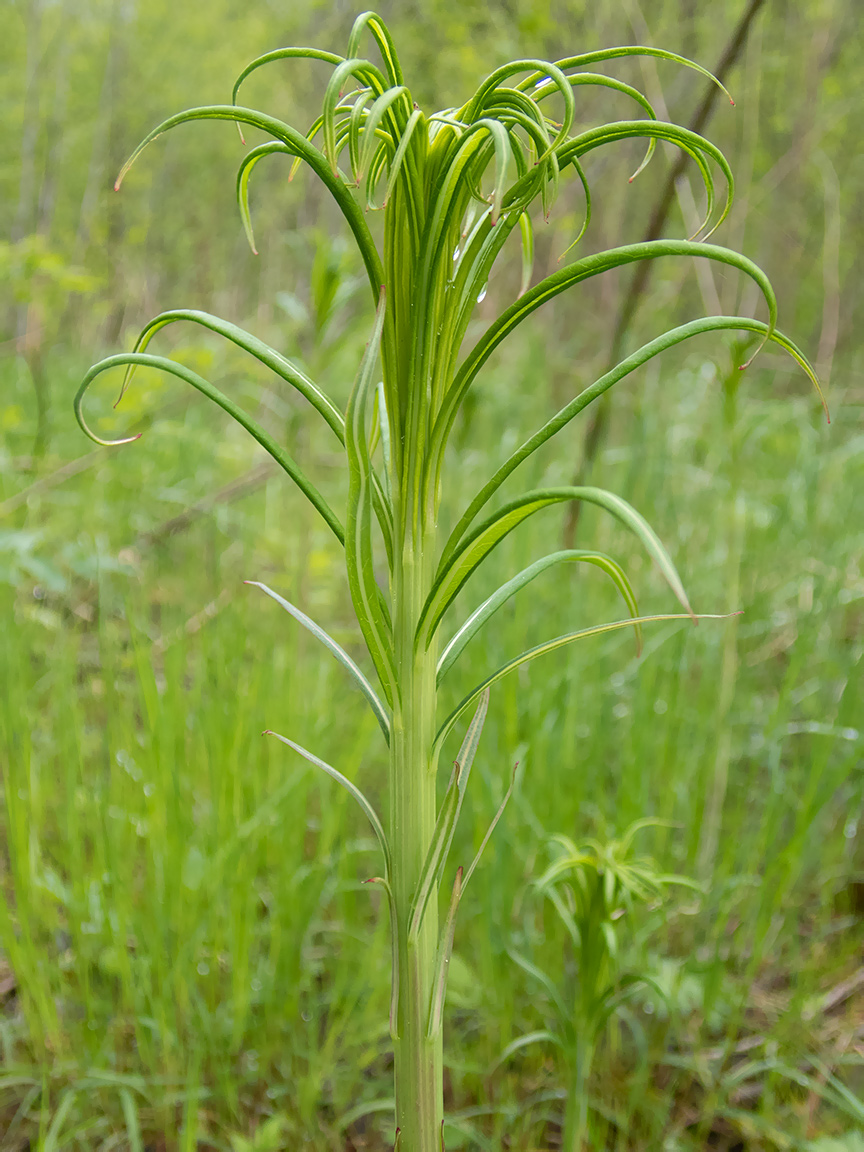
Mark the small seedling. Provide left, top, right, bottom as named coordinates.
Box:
left=508, top=820, right=700, bottom=1150
left=75, top=12, right=822, bottom=1148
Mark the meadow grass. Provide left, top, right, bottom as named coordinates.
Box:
left=0, top=307, right=861, bottom=1148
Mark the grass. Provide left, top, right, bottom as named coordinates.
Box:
left=1, top=307, right=861, bottom=1148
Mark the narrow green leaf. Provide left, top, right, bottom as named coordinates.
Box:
left=437, top=550, right=640, bottom=683
left=323, top=59, right=388, bottom=172
left=507, top=949, right=571, bottom=1027
left=553, top=73, right=658, bottom=179
left=426, top=866, right=462, bottom=1040
left=246, top=581, right=390, bottom=743
left=518, top=46, right=734, bottom=108
left=43, top=1090, right=76, bottom=1152
left=560, top=120, right=733, bottom=239
left=409, top=691, right=489, bottom=943
left=430, top=240, right=778, bottom=473
left=120, top=1088, right=143, bottom=1152
left=490, top=1030, right=564, bottom=1073
left=383, top=108, right=423, bottom=206
left=348, top=89, right=374, bottom=181
left=554, top=156, right=591, bottom=261
left=123, top=309, right=345, bottom=441
left=518, top=211, right=534, bottom=296
left=421, top=487, right=690, bottom=651
left=231, top=47, right=345, bottom=120
left=465, top=59, right=575, bottom=156
left=347, top=11, right=405, bottom=87
left=364, top=876, right=401, bottom=1039
left=345, top=290, right=397, bottom=706
left=439, top=317, right=824, bottom=569
left=461, top=762, right=517, bottom=890
left=236, top=141, right=291, bottom=254
left=376, top=381, right=393, bottom=497
left=74, top=353, right=345, bottom=544
left=434, top=613, right=733, bottom=755
left=357, top=86, right=410, bottom=182
left=265, top=730, right=391, bottom=879
left=114, top=105, right=385, bottom=305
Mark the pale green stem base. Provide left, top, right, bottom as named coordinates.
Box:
left=563, top=1039, right=595, bottom=1152
left=390, top=542, right=442, bottom=1151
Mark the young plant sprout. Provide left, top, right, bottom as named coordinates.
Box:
left=74, top=12, right=824, bottom=1149
left=509, top=820, right=701, bottom=1151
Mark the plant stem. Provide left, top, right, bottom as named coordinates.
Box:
left=391, top=531, right=442, bottom=1150
left=563, top=1036, right=595, bottom=1152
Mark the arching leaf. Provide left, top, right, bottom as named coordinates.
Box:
left=437, top=550, right=640, bottom=682
left=246, top=581, right=390, bottom=743
left=74, top=353, right=344, bottom=544
left=434, top=613, right=732, bottom=756
left=440, top=318, right=824, bottom=568
left=419, top=487, right=691, bottom=650
left=265, top=731, right=390, bottom=879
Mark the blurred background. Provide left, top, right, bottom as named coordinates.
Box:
left=1, top=0, right=862, bottom=1148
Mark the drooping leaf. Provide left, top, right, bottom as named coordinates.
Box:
left=74, top=353, right=344, bottom=544
left=441, top=317, right=825, bottom=567
left=122, top=308, right=344, bottom=441
left=429, top=240, right=779, bottom=471
left=114, top=105, right=385, bottom=305
left=434, top=613, right=733, bottom=756
left=517, top=46, right=734, bottom=108
left=347, top=11, right=405, bottom=87
left=246, top=581, right=390, bottom=742
left=265, top=730, right=391, bottom=879
left=420, top=487, right=691, bottom=651
left=437, top=550, right=640, bottom=682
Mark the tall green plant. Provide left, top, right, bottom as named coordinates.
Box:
left=74, top=12, right=823, bottom=1148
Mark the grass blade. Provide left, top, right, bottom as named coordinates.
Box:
left=461, top=762, right=517, bottom=890
left=119, top=1088, right=143, bottom=1152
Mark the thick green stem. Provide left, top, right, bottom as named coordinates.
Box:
left=390, top=534, right=442, bottom=1151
